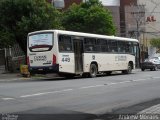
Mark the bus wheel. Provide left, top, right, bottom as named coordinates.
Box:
left=89, top=64, right=97, bottom=78
left=122, top=63, right=132, bottom=74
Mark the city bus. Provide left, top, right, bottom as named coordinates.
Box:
left=27, top=30, right=139, bottom=78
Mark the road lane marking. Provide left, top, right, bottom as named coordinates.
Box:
left=2, top=98, right=15, bottom=100
left=20, top=89, right=73, bottom=98
left=19, top=77, right=160, bottom=98
left=152, top=77, right=160, bottom=79
left=79, top=85, right=104, bottom=89
left=132, top=79, right=146, bottom=82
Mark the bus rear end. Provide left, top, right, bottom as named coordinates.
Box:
left=27, top=31, right=58, bottom=74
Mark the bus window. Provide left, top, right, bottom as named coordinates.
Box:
left=118, top=41, right=126, bottom=53
left=96, top=39, right=108, bottom=52
left=58, top=35, right=73, bottom=52
left=84, top=38, right=96, bottom=52
left=125, top=42, right=134, bottom=54
left=108, top=40, right=118, bottom=53
left=28, top=33, right=53, bottom=52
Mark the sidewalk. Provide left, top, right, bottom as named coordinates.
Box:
left=0, top=65, right=59, bottom=82
left=139, top=104, right=160, bottom=114
left=0, top=65, right=30, bottom=82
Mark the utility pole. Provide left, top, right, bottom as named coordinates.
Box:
left=130, top=4, right=145, bottom=40
left=130, top=4, right=145, bottom=68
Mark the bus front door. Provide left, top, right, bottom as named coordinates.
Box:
left=73, top=39, right=83, bottom=74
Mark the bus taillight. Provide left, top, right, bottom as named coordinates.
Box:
left=53, top=54, right=56, bottom=64
left=27, top=56, right=30, bottom=65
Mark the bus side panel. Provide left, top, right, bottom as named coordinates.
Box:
left=83, top=53, right=114, bottom=72
left=83, top=53, right=135, bottom=72
left=58, top=53, right=75, bottom=73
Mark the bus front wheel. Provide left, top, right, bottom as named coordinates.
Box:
left=89, top=64, right=98, bottom=78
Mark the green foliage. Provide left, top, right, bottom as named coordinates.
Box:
left=0, top=30, right=15, bottom=49
left=0, top=0, right=116, bottom=52
left=150, top=38, right=160, bottom=49
left=62, top=0, right=116, bottom=35
left=0, top=0, right=63, bottom=53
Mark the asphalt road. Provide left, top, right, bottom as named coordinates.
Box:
left=0, top=70, right=160, bottom=120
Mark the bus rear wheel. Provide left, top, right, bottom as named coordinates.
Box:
left=89, top=64, right=97, bottom=78
left=122, top=63, right=132, bottom=74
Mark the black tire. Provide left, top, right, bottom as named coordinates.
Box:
left=141, top=68, right=145, bottom=71
left=89, top=64, right=98, bottom=78
left=122, top=63, right=132, bottom=74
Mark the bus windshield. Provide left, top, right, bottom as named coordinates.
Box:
left=28, top=33, right=53, bottom=52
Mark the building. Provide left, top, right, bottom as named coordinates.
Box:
left=138, top=0, right=160, bottom=58
left=120, top=0, right=138, bottom=37
left=102, top=0, right=120, bottom=36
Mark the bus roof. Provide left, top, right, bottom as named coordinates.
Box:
left=28, top=29, right=139, bottom=42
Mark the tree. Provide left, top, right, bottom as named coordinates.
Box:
left=0, top=0, right=63, bottom=53
left=62, top=0, right=116, bottom=35
left=150, top=38, right=160, bottom=53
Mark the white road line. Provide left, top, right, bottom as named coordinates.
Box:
left=20, top=89, right=73, bottom=98
left=132, top=79, right=147, bottom=82
left=19, top=77, right=160, bottom=98
left=107, top=83, right=117, bottom=85
left=79, top=85, right=104, bottom=89
left=152, top=77, right=160, bottom=79
left=118, top=81, right=131, bottom=84
left=1, top=98, right=15, bottom=100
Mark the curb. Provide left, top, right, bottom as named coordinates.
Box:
left=139, top=104, right=160, bottom=114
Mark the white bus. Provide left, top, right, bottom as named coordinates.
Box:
left=27, top=30, right=139, bottom=78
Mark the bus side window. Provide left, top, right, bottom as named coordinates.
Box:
left=96, top=39, right=108, bottom=52
left=108, top=40, right=118, bottom=53
left=125, top=42, right=134, bottom=54
left=58, top=35, right=72, bottom=52
left=84, top=38, right=96, bottom=52
left=118, top=41, right=126, bottom=53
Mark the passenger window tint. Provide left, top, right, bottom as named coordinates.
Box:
left=84, top=38, right=96, bottom=52
left=118, top=41, right=126, bottom=53
left=108, top=40, right=118, bottom=52
left=59, top=35, right=73, bottom=52
left=126, top=42, right=134, bottom=54
left=96, top=39, right=108, bottom=52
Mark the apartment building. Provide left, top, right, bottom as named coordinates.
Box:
left=101, top=0, right=120, bottom=36
left=138, top=0, right=160, bottom=58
